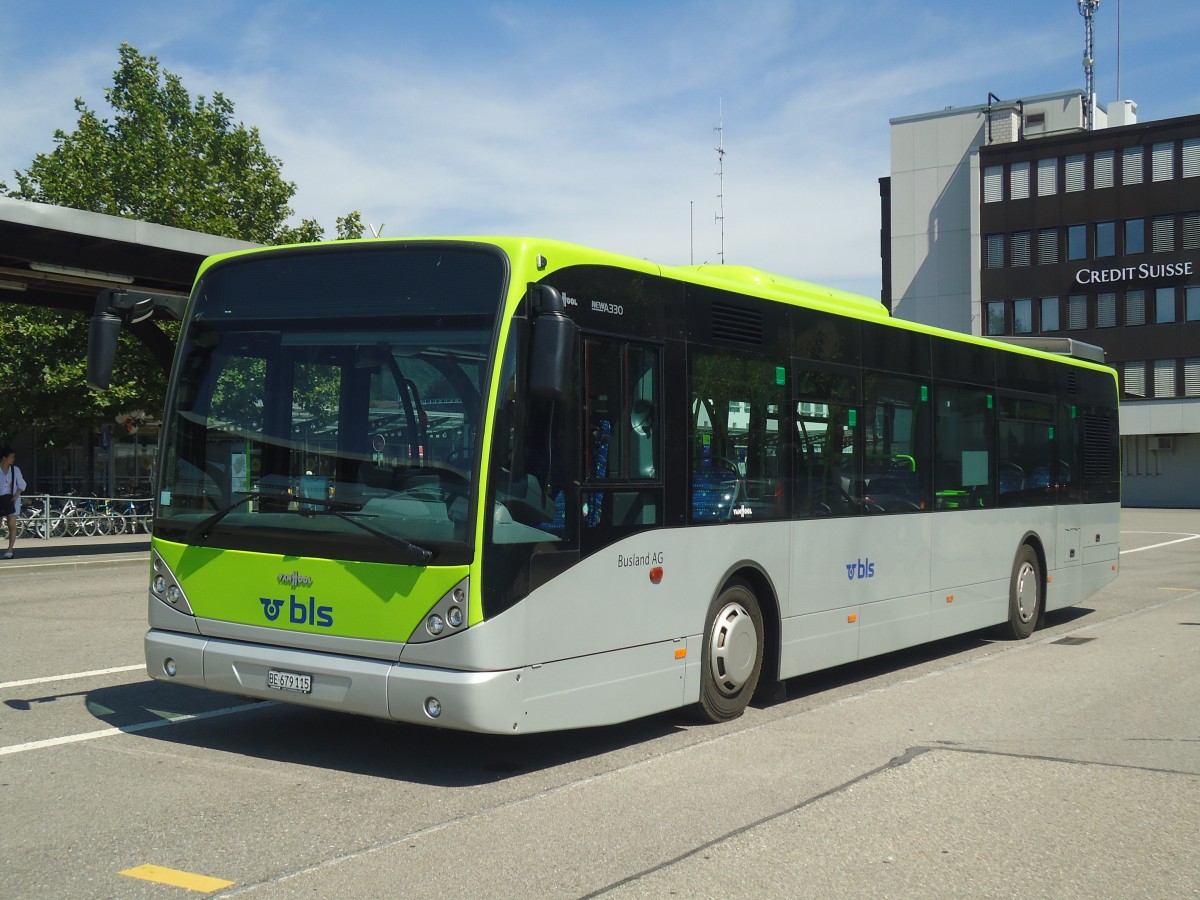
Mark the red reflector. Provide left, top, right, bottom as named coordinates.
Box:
left=649, top=566, right=664, bottom=584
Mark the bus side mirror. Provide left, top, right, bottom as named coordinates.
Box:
left=86, top=310, right=123, bottom=391
left=528, top=284, right=578, bottom=400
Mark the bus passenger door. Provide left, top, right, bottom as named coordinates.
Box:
left=579, top=337, right=663, bottom=556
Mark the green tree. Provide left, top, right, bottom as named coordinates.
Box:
left=3, top=44, right=363, bottom=443
left=0, top=305, right=162, bottom=441
left=13, top=43, right=298, bottom=243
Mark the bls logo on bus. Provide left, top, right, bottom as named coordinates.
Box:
left=260, top=594, right=334, bottom=627
left=845, top=558, right=875, bottom=580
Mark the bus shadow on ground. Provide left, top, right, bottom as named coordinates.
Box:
left=75, top=607, right=1094, bottom=787
left=764, top=605, right=1095, bottom=708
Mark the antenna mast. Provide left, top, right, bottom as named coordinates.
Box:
left=1078, top=0, right=1100, bottom=130
left=714, top=104, right=726, bottom=264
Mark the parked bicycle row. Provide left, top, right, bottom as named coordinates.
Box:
left=1, top=495, right=154, bottom=540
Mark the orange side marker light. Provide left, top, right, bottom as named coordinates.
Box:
left=675, top=647, right=687, bottom=659
left=847, top=613, right=857, bottom=623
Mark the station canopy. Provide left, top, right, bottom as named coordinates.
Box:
left=0, top=196, right=256, bottom=317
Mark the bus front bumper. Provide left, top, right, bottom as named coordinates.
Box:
left=145, top=629, right=525, bottom=734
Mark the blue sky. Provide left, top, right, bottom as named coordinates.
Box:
left=2, top=1, right=1197, bottom=296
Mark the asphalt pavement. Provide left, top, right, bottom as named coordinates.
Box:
left=0, top=531, right=151, bottom=573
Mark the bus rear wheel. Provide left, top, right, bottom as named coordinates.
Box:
left=1000, top=544, right=1042, bottom=640
left=696, top=578, right=764, bottom=723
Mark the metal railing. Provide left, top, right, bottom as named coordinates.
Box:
left=1, top=494, right=154, bottom=540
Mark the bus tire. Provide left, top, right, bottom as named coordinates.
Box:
left=696, top=578, right=764, bottom=723
left=1001, top=544, right=1042, bottom=640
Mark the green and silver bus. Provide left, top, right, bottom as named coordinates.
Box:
left=88, top=237, right=1120, bottom=733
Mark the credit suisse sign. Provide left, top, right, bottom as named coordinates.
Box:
left=1075, top=260, right=1194, bottom=285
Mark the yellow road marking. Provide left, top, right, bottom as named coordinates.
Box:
left=120, top=864, right=234, bottom=893
left=1157, top=587, right=1195, bottom=592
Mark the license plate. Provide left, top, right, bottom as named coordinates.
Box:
left=267, top=669, right=312, bottom=694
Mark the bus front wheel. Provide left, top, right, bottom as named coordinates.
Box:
left=1001, top=544, right=1042, bottom=640
left=696, top=578, right=764, bottom=723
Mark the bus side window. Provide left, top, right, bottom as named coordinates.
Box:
left=997, top=396, right=1056, bottom=508
left=862, top=376, right=932, bottom=513
left=934, top=384, right=996, bottom=509
left=690, top=352, right=788, bottom=522
left=792, top=364, right=859, bottom=519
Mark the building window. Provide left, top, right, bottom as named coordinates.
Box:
left=1067, top=294, right=1087, bottom=329
left=1067, top=225, right=1087, bottom=260
left=1095, top=221, right=1116, bottom=257
left=1185, top=358, right=1200, bottom=397
left=1037, top=158, right=1057, bottom=196
left=1010, top=161, right=1030, bottom=199
left=1125, top=218, right=1145, bottom=254
left=1125, top=290, right=1146, bottom=326
left=1187, top=286, right=1200, bottom=322
left=985, top=233, right=1005, bottom=268
left=1156, top=287, right=1176, bottom=324
left=1065, top=154, right=1086, bottom=191
left=1183, top=212, right=1200, bottom=250
left=1152, top=141, right=1174, bottom=181
left=1154, top=360, right=1176, bottom=398
left=1096, top=293, right=1117, bottom=328
left=1093, top=150, right=1114, bottom=188
left=1013, top=299, right=1033, bottom=333
left=1010, top=231, right=1031, bottom=267
left=1122, top=146, right=1144, bottom=185
left=1123, top=361, right=1146, bottom=398
left=986, top=302, right=1006, bottom=335
left=1037, top=228, right=1058, bottom=264
left=983, top=166, right=1003, bottom=203
left=1040, top=297, right=1059, bottom=332
left=1184, top=138, right=1200, bottom=178
left=1152, top=216, right=1174, bottom=253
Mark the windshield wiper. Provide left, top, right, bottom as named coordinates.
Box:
left=323, top=508, right=433, bottom=565
left=184, top=491, right=433, bottom=564
left=186, top=490, right=283, bottom=543
left=185, top=491, right=362, bottom=543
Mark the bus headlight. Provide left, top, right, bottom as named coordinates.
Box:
left=424, top=697, right=442, bottom=718
left=153, top=575, right=166, bottom=594
left=166, top=585, right=183, bottom=605
left=407, top=577, right=470, bottom=644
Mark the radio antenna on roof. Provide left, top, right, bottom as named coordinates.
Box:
left=1078, top=0, right=1100, bottom=130
left=714, top=102, right=726, bottom=264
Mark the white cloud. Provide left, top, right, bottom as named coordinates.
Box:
left=3, top=0, right=1195, bottom=295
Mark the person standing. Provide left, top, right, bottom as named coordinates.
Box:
left=1, top=445, right=26, bottom=559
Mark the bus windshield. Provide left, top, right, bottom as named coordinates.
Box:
left=154, top=244, right=506, bottom=565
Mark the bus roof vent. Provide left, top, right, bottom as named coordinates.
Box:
left=992, top=336, right=1106, bottom=364
left=711, top=302, right=763, bottom=346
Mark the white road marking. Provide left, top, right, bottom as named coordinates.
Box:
left=0, top=701, right=275, bottom=757
left=0, top=664, right=145, bottom=691
left=1119, top=531, right=1200, bottom=554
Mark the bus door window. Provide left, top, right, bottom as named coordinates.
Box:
left=997, top=396, right=1056, bottom=507
left=862, top=376, right=932, bottom=513
left=690, top=352, right=788, bottom=523
left=792, top=365, right=859, bottom=518
left=580, top=338, right=662, bottom=546
left=934, top=385, right=996, bottom=509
